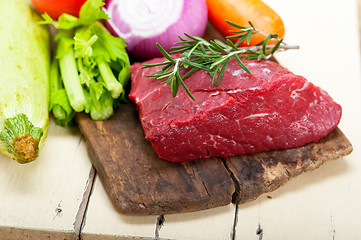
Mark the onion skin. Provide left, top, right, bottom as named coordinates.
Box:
left=104, top=0, right=208, bottom=61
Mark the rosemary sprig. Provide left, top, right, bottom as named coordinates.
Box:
left=142, top=20, right=298, bottom=100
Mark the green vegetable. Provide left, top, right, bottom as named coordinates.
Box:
left=143, top=20, right=298, bottom=100
left=42, top=0, right=130, bottom=125
left=0, top=0, right=51, bottom=163
left=49, top=58, right=75, bottom=127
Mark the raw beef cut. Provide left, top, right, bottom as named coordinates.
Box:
left=129, top=57, right=342, bottom=163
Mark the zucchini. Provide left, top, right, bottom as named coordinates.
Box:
left=0, top=0, right=50, bottom=163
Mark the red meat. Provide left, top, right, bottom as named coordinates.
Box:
left=129, top=57, right=342, bottom=162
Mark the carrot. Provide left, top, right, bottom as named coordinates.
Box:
left=206, top=0, right=285, bottom=46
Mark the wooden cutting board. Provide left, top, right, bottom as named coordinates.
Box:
left=76, top=101, right=352, bottom=215
left=75, top=24, right=353, bottom=215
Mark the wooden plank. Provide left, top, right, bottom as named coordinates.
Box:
left=76, top=102, right=235, bottom=215
left=158, top=205, right=236, bottom=240
left=0, top=118, right=93, bottom=238
left=226, top=128, right=352, bottom=204
left=81, top=176, right=158, bottom=240
left=81, top=177, right=235, bottom=240
left=0, top=227, right=76, bottom=240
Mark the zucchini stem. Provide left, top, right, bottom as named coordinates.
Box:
left=0, top=114, right=43, bottom=164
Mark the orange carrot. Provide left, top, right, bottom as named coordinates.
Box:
left=206, top=0, right=285, bottom=46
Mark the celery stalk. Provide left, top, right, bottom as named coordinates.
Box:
left=59, top=47, right=86, bottom=112
left=98, top=60, right=124, bottom=99
left=40, top=0, right=130, bottom=124
left=49, top=58, right=75, bottom=126
left=50, top=58, right=67, bottom=119
left=0, top=0, right=50, bottom=163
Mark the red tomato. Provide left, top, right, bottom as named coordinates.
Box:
left=31, top=0, right=87, bottom=19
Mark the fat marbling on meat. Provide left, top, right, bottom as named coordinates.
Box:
left=129, top=57, right=342, bottom=162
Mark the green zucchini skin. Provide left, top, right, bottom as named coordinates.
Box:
left=0, top=0, right=51, bottom=163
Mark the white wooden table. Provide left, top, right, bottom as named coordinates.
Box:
left=1, top=0, right=360, bottom=239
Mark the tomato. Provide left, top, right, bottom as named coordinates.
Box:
left=31, top=0, right=87, bottom=19
left=206, top=0, right=285, bottom=46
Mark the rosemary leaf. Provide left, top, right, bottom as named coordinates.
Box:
left=144, top=69, right=165, bottom=78
left=141, top=61, right=171, bottom=68
left=164, top=74, right=174, bottom=85
left=226, top=34, right=244, bottom=39
left=182, top=67, right=198, bottom=79
left=272, top=39, right=284, bottom=54
left=155, top=71, right=174, bottom=80
left=183, top=33, right=200, bottom=42
left=156, top=43, right=175, bottom=63
left=212, top=64, right=221, bottom=85
left=176, top=71, right=195, bottom=101
left=143, top=20, right=298, bottom=101
left=209, top=40, right=228, bottom=54
left=214, top=39, right=229, bottom=49
left=248, top=21, right=255, bottom=29
left=234, top=35, right=248, bottom=47
left=262, top=35, right=272, bottom=54
left=216, top=59, right=229, bottom=86
left=210, top=56, right=228, bottom=70
left=186, top=42, right=201, bottom=58
left=225, top=20, right=248, bottom=29
left=162, top=63, right=174, bottom=72
left=171, top=74, right=179, bottom=97
left=257, top=54, right=265, bottom=61
left=183, top=58, right=212, bottom=71
left=246, top=31, right=254, bottom=45
left=226, top=39, right=238, bottom=50
left=199, top=44, right=207, bottom=55
left=235, top=55, right=251, bottom=74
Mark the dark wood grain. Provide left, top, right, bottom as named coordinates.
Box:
left=76, top=102, right=235, bottom=215
left=76, top=101, right=352, bottom=215
left=224, top=128, right=353, bottom=204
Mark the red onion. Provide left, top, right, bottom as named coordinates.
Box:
left=104, top=0, right=208, bottom=61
